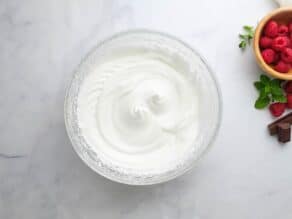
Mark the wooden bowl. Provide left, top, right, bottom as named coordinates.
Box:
left=253, top=7, right=292, bottom=80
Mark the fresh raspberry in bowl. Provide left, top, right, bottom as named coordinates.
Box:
left=274, top=60, right=290, bottom=73
left=261, top=49, right=276, bottom=64
left=260, top=36, right=273, bottom=49
left=281, top=47, right=292, bottom=63
left=264, top=21, right=279, bottom=38
left=278, top=24, right=289, bottom=36
left=272, top=36, right=290, bottom=51
left=253, top=8, right=292, bottom=79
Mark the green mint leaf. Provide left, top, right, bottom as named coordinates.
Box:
left=254, top=81, right=265, bottom=91
left=247, top=31, right=254, bottom=37
left=259, top=88, right=270, bottom=99
left=272, top=94, right=287, bottom=103
left=260, top=75, right=270, bottom=84
left=244, top=26, right=254, bottom=38
left=270, top=79, right=281, bottom=88
left=239, top=34, right=247, bottom=39
left=239, top=41, right=246, bottom=49
left=239, top=25, right=254, bottom=50
left=254, top=74, right=286, bottom=110
left=264, top=86, right=271, bottom=94
left=271, top=86, right=284, bottom=96
left=255, top=96, right=270, bottom=109
left=243, top=25, right=253, bottom=32
left=279, top=96, right=287, bottom=103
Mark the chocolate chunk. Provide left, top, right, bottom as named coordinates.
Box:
left=277, top=123, right=291, bottom=143
left=268, top=112, right=292, bottom=135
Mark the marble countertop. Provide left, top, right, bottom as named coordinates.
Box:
left=1, top=0, right=292, bottom=218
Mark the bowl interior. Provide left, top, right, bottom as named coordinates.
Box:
left=271, top=10, right=292, bottom=23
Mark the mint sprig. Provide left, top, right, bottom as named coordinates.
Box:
left=239, top=25, right=254, bottom=50
left=254, top=75, right=287, bottom=109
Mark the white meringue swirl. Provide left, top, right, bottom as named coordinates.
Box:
left=77, top=53, right=198, bottom=172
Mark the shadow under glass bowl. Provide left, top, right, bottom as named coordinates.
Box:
left=64, top=30, right=222, bottom=185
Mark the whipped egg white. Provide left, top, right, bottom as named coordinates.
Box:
left=77, top=52, right=199, bottom=173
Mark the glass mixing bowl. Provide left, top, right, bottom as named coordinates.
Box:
left=64, top=30, right=222, bottom=185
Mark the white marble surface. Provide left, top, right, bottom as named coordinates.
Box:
left=1, top=0, right=292, bottom=218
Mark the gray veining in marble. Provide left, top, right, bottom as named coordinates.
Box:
left=1, top=0, right=292, bottom=218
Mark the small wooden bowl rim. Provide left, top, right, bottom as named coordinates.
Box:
left=253, top=7, right=292, bottom=80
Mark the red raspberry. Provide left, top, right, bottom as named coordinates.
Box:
left=274, top=61, right=290, bottom=73
left=261, top=49, right=276, bottom=64
left=260, top=36, right=273, bottom=48
left=264, top=21, right=279, bottom=38
left=284, top=81, right=292, bottom=93
left=287, top=94, right=292, bottom=109
left=289, top=23, right=292, bottom=33
left=281, top=47, right=292, bottom=63
left=278, top=24, right=289, bottom=36
left=269, top=102, right=286, bottom=117
left=274, top=52, right=281, bottom=63
left=272, top=36, right=290, bottom=51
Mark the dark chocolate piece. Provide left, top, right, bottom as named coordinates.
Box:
left=268, top=112, right=292, bottom=135
left=277, top=123, right=291, bottom=143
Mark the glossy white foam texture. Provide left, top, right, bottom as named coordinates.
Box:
left=64, top=30, right=222, bottom=185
